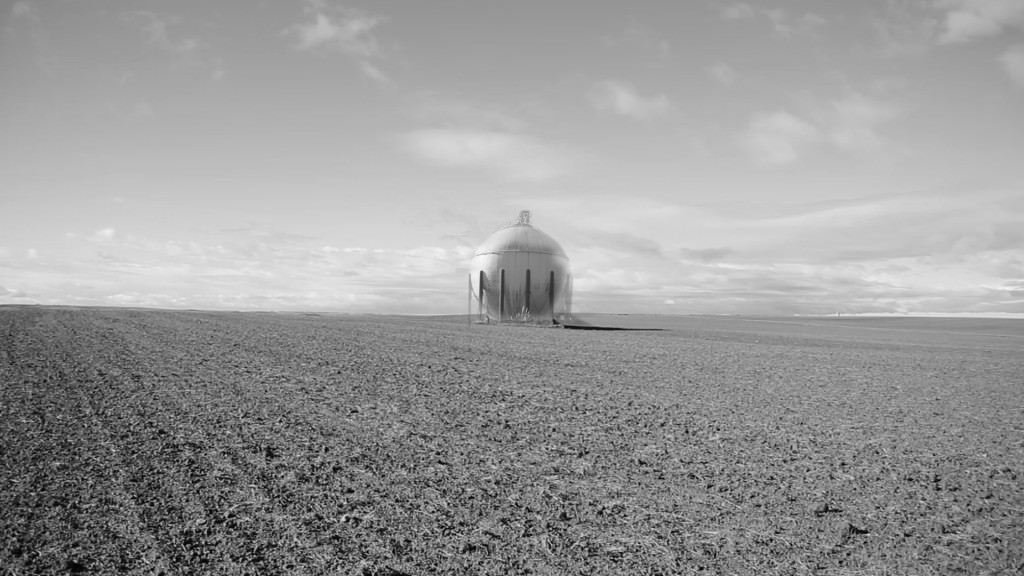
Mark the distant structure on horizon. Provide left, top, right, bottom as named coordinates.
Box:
left=469, top=211, right=572, bottom=323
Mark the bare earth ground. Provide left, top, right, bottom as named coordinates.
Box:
left=1, top=307, right=1022, bottom=575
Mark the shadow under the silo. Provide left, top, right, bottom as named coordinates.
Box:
left=560, top=315, right=666, bottom=331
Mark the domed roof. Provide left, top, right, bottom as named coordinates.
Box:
left=474, top=213, right=567, bottom=258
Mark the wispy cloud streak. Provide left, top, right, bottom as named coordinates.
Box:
left=740, top=111, right=821, bottom=165
left=999, top=44, right=1024, bottom=88
left=588, top=80, right=674, bottom=120
left=123, top=11, right=202, bottom=55
left=937, top=0, right=1024, bottom=43
left=400, top=129, right=574, bottom=182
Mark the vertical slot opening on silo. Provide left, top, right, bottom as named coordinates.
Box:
left=478, top=270, right=485, bottom=320
left=525, top=269, right=531, bottom=314
left=549, top=270, right=555, bottom=321
left=499, top=268, right=506, bottom=323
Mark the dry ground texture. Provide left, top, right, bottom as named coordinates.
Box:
left=1, top=307, right=1022, bottom=575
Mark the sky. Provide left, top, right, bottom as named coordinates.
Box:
left=2, top=0, right=1023, bottom=315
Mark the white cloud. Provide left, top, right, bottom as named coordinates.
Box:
left=739, top=111, right=822, bottom=165
left=286, top=4, right=381, bottom=57
left=588, top=80, right=674, bottom=120
left=937, top=0, right=1024, bottom=43
left=4, top=187, right=1022, bottom=315
left=400, top=129, right=573, bottom=182
left=873, top=12, right=938, bottom=56
left=765, top=9, right=827, bottom=37
left=524, top=186, right=1024, bottom=315
left=721, top=4, right=826, bottom=36
left=90, top=228, right=117, bottom=242
left=868, top=0, right=942, bottom=57
left=12, top=1, right=38, bottom=20
left=123, top=11, right=202, bottom=55
left=285, top=1, right=389, bottom=84
left=721, top=3, right=756, bottom=19
left=709, top=63, right=737, bottom=86
left=359, top=60, right=391, bottom=85
left=998, top=44, right=1024, bottom=88
left=740, top=93, right=898, bottom=164
left=0, top=223, right=477, bottom=313
left=119, top=10, right=223, bottom=80
left=409, top=94, right=525, bottom=132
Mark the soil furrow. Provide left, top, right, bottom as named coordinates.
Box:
left=2, top=306, right=1021, bottom=575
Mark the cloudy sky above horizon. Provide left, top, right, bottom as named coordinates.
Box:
left=2, top=0, right=1023, bottom=315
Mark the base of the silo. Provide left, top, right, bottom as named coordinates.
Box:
left=471, top=317, right=570, bottom=328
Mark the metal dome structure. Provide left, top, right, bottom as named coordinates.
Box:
left=469, top=211, right=572, bottom=323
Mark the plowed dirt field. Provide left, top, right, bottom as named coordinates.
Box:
left=1, top=306, right=1022, bottom=575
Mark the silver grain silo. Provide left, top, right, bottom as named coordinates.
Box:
left=469, top=211, right=572, bottom=323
